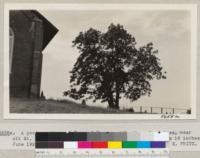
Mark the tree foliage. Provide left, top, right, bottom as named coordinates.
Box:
left=64, top=24, right=166, bottom=109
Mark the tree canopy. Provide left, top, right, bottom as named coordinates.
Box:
left=64, top=24, right=166, bottom=109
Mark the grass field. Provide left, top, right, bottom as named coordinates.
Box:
left=10, top=98, right=134, bottom=114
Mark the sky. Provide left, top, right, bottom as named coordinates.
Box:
left=39, top=10, right=191, bottom=109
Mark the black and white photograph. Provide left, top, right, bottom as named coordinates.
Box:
left=4, top=4, right=197, bottom=119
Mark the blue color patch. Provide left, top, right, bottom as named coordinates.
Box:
left=136, top=141, right=151, bottom=148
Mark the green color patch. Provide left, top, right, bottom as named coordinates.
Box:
left=122, top=141, right=137, bottom=148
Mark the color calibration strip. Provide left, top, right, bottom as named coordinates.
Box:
left=36, top=141, right=166, bottom=149
left=35, top=132, right=168, bottom=149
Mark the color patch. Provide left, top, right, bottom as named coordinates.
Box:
left=136, top=141, right=151, bottom=148
left=122, top=141, right=137, bottom=148
left=108, top=141, right=122, bottom=148
left=48, top=132, right=66, bottom=141
left=64, top=141, right=78, bottom=149
left=87, top=132, right=102, bottom=141
left=78, top=141, right=92, bottom=148
left=151, top=141, right=166, bottom=148
left=100, top=132, right=115, bottom=141
left=92, top=141, right=108, bottom=148
left=153, top=132, right=169, bottom=141
left=35, top=141, right=48, bottom=148
left=127, top=132, right=140, bottom=141
left=48, top=141, right=63, bottom=148
left=112, top=132, right=127, bottom=141
left=140, top=132, right=153, bottom=141
left=35, top=132, right=49, bottom=141
left=65, top=132, right=87, bottom=141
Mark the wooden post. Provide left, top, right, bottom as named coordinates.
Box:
left=173, top=108, right=175, bottom=114
left=140, top=106, right=142, bottom=113
left=151, top=107, right=153, bottom=114
left=161, top=108, right=163, bottom=114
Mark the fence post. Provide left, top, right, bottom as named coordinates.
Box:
left=161, top=107, right=163, bottom=114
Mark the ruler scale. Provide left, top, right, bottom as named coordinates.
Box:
left=35, top=149, right=170, bottom=158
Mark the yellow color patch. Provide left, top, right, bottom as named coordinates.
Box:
left=108, top=141, right=122, bottom=148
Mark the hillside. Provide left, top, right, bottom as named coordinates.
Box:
left=10, top=98, right=133, bottom=114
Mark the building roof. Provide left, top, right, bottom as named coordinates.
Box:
left=31, top=10, right=59, bottom=50
left=21, top=10, right=59, bottom=51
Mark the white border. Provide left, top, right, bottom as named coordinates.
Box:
left=3, top=3, right=197, bottom=120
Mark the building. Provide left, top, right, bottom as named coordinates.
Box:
left=9, top=10, right=58, bottom=98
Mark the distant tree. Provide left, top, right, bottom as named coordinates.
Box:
left=64, top=24, right=166, bottom=109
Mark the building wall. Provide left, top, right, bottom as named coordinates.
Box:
left=30, top=17, right=43, bottom=98
left=10, top=11, right=43, bottom=98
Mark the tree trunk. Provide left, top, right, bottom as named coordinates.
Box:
left=115, top=80, right=120, bottom=109
left=107, top=82, right=120, bottom=109
left=108, top=100, right=114, bottom=108
left=108, top=93, right=115, bottom=108
left=115, top=93, right=119, bottom=109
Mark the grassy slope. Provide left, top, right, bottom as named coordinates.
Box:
left=10, top=98, right=133, bottom=114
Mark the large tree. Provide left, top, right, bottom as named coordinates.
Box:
left=64, top=24, right=166, bottom=109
